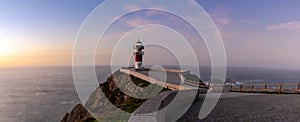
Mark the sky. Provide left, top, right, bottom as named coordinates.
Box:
left=1, top=0, right=300, bottom=69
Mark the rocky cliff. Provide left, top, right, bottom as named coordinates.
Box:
left=61, top=70, right=170, bottom=122
left=60, top=104, right=97, bottom=122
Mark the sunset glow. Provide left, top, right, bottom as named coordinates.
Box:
left=0, top=0, right=300, bottom=69
left=0, top=41, right=12, bottom=57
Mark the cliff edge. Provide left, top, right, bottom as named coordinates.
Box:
left=61, top=70, right=170, bottom=122
left=60, top=104, right=96, bottom=122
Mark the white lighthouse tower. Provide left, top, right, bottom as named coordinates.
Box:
left=133, top=39, right=144, bottom=69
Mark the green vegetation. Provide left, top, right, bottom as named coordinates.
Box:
left=65, top=69, right=177, bottom=122
left=184, top=73, right=201, bottom=82
left=130, top=75, right=151, bottom=87
left=99, top=71, right=171, bottom=113
left=86, top=70, right=172, bottom=122
left=85, top=118, right=98, bottom=122
left=120, top=101, right=144, bottom=113
left=96, top=109, right=131, bottom=122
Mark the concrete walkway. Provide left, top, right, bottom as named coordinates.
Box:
left=120, top=68, right=199, bottom=90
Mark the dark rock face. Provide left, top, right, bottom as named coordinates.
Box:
left=61, top=70, right=170, bottom=121
left=85, top=70, right=172, bottom=121
left=60, top=104, right=96, bottom=122
left=85, top=70, right=169, bottom=113
left=225, top=77, right=235, bottom=83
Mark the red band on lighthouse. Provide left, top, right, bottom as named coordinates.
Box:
left=133, top=39, right=144, bottom=69
left=135, top=54, right=143, bottom=62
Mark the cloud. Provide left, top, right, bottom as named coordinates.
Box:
left=207, top=6, right=240, bottom=41
left=123, top=4, right=140, bottom=11
left=144, top=9, right=162, bottom=16
left=266, top=21, right=300, bottom=31
left=240, top=19, right=258, bottom=24
left=214, top=17, right=230, bottom=26
left=209, top=5, right=231, bottom=27
left=122, top=17, right=155, bottom=27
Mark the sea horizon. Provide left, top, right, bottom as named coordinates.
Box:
left=1, top=65, right=300, bottom=121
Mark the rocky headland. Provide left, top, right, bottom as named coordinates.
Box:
left=61, top=70, right=173, bottom=122
left=61, top=69, right=300, bottom=122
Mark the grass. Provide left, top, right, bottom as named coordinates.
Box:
left=92, top=70, right=172, bottom=122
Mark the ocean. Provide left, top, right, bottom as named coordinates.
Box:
left=0, top=66, right=299, bottom=122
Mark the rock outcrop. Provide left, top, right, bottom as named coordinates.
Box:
left=226, top=77, right=234, bottom=83
left=61, top=69, right=204, bottom=122
left=60, top=104, right=96, bottom=122
left=85, top=70, right=169, bottom=114
left=61, top=70, right=170, bottom=122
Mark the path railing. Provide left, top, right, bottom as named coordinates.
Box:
left=227, top=83, right=300, bottom=94
left=120, top=68, right=192, bottom=90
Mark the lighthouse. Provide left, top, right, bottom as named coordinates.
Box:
left=133, top=39, right=144, bottom=69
